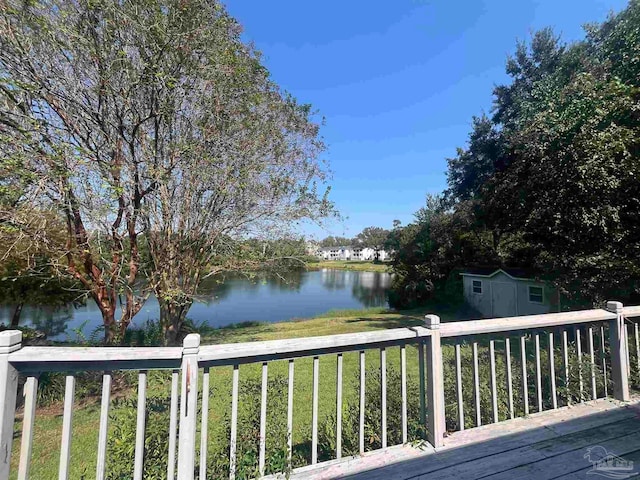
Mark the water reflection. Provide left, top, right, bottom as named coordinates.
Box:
left=2, top=269, right=392, bottom=339
left=351, top=271, right=392, bottom=307
left=0, top=304, right=72, bottom=338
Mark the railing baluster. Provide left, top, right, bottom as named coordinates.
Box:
left=600, top=326, right=608, bottom=397
left=576, top=327, right=584, bottom=402
left=400, top=345, right=408, bottom=443
left=588, top=327, right=597, bottom=400
left=548, top=333, right=557, bottom=409
left=312, top=355, right=319, bottom=464
left=418, top=341, right=426, bottom=430
left=626, top=323, right=631, bottom=374
left=200, top=367, right=210, bottom=480
left=505, top=338, right=514, bottom=419
left=489, top=340, right=498, bottom=423
left=287, top=360, right=294, bottom=466
left=535, top=334, right=542, bottom=412
left=520, top=335, right=529, bottom=415
left=380, top=348, right=387, bottom=448
left=95, top=373, right=111, bottom=480
left=259, top=362, right=268, bottom=477
left=229, top=364, right=239, bottom=480
left=635, top=323, right=640, bottom=379
left=18, top=375, right=38, bottom=480
left=455, top=343, right=464, bottom=430
left=168, top=369, right=179, bottom=480
left=359, top=350, right=365, bottom=455
left=563, top=329, right=570, bottom=405
left=58, top=375, right=75, bottom=480
left=472, top=342, right=481, bottom=426
left=133, top=371, right=147, bottom=480
left=336, top=353, right=343, bottom=458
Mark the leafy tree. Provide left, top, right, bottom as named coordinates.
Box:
left=445, top=115, right=503, bottom=204
left=0, top=0, right=334, bottom=344
left=437, top=1, right=640, bottom=306
left=0, top=260, right=82, bottom=328
left=135, top=4, right=333, bottom=344
left=319, top=236, right=352, bottom=247
left=353, top=226, right=390, bottom=261
left=0, top=209, right=84, bottom=327
left=0, top=0, right=173, bottom=341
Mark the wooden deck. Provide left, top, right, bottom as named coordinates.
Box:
left=283, top=398, right=640, bottom=480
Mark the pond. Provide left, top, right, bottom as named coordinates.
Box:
left=1, top=269, right=393, bottom=340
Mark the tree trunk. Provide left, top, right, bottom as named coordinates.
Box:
left=93, top=288, right=117, bottom=344
left=102, top=308, right=117, bottom=344
left=10, top=302, right=23, bottom=327
left=159, top=296, right=193, bottom=346
left=118, top=290, right=145, bottom=340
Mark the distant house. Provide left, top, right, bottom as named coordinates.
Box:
left=319, top=246, right=391, bottom=261
left=319, top=246, right=353, bottom=260
left=461, top=268, right=558, bottom=318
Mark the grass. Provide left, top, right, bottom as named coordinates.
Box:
left=306, top=260, right=390, bottom=272
left=10, top=302, right=471, bottom=479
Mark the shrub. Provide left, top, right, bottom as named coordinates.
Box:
left=106, top=396, right=174, bottom=480
left=318, top=365, right=424, bottom=461
left=206, top=376, right=292, bottom=479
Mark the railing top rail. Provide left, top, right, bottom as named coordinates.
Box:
left=623, top=306, right=640, bottom=318
left=197, top=327, right=430, bottom=365
left=4, top=306, right=634, bottom=373
left=440, top=308, right=616, bottom=338
left=8, top=346, right=183, bottom=373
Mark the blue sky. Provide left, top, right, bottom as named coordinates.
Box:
left=224, top=0, right=627, bottom=239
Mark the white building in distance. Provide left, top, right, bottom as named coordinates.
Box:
left=318, top=246, right=391, bottom=261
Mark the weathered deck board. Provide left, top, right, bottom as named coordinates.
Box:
left=555, top=448, right=640, bottom=479
left=274, top=398, right=640, bottom=480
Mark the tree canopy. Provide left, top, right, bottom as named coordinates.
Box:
left=0, top=0, right=333, bottom=343
left=391, top=1, right=640, bottom=308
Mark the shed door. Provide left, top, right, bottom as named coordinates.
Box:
left=491, top=282, right=517, bottom=317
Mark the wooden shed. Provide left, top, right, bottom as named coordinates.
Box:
left=460, top=268, right=557, bottom=318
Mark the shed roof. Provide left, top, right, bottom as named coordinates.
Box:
left=460, top=267, right=537, bottom=281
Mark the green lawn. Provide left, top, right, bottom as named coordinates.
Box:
left=10, top=303, right=468, bottom=479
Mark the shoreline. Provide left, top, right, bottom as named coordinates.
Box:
left=305, top=260, right=390, bottom=272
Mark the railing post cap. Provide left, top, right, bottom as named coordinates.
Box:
left=606, top=301, right=624, bottom=313
left=183, top=333, right=200, bottom=353
left=424, top=314, right=440, bottom=329
left=0, top=330, right=22, bottom=347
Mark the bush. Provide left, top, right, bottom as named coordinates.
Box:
left=106, top=396, right=174, bottom=480
left=206, top=376, right=292, bottom=479
left=318, top=365, right=425, bottom=460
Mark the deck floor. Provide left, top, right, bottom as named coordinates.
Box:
left=286, top=398, right=640, bottom=480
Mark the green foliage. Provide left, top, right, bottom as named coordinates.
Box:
left=106, top=396, right=174, bottom=480
left=392, top=1, right=640, bottom=306
left=36, top=371, right=109, bottom=407
left=319, top=236, right=353, bottom=248
left=318, top=365, right=424, bottom=460
left=353, top=227, right=391, bottom=257
left=206, top=377, right=293, bottom=479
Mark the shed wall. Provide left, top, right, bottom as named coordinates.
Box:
left=462, top=272, right=555, bottom=318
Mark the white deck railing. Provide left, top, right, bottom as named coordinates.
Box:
left=0, top=301, right=638, bottom=479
